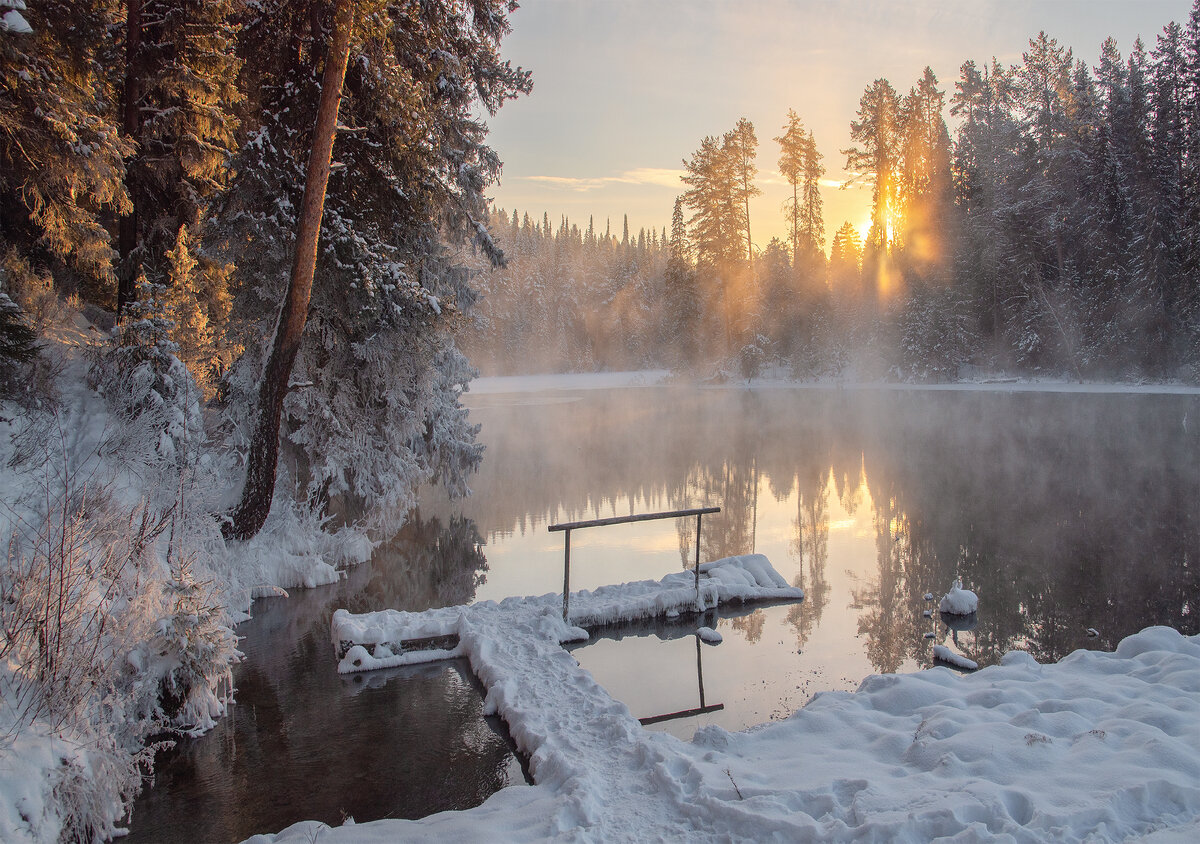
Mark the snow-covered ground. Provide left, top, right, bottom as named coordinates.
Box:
left=246, top=557, right=1200, bottom=843
left=470, top=369, right=1200, bottom=397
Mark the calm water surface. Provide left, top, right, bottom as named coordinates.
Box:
left=129, top=384, right=1200, bottom=837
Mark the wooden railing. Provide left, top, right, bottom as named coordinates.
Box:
left=548, top=506, right=721, bottom=622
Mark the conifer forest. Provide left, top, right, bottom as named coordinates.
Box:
left=2, top=0, right=1200, bottom=841
left=470, top=29, right=1200, bottom=382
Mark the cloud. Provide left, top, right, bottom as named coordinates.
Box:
left=524, top=175, right=610, bottom=192
left=523, top=167, right=687, bottom=192
left=522, top=169, right=858, bottom=193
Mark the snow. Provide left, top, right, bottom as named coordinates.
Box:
left=939, top=578, right=979, bottom=615
left=933, top=644, right=979, bottom=670
left=696, top=626, right=722, bottom=644
left=6, top=332, right=1200, bottom=842
left=1, top=9, right=31, bottom=33
left=330, top=554, right=800, bottom=671
left=0, top=316, right=368, bottom=840
left=256, top=604, right=1200, bottom=844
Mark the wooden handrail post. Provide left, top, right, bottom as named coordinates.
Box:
left=549, top=506, right=721, bottom=624
left=562, top=527, right=572, bottom=622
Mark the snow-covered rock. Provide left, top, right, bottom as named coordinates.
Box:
left=939, top=578, right=979, bottom=615
left=933, top=644, right=979, bottom=670
left=1, top=9, right=32, bottom=34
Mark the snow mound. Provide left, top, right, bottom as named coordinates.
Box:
left=933, top=644, right=979, bottom=670
left=939, top=578, right=979, bottom=615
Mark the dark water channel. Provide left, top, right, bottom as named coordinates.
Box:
left=125, top=522, right=528, bottom=843
left=128, top=384, right=1200, bottom=839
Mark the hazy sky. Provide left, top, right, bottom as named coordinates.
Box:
left=484, top=0, right=1193, bottom=252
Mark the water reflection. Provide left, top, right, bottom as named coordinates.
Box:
left=444, top=387, right=1198, bottom=674
left=133, top=386, right=1200, bottom=836
left=126, top=514, right=520, bottom=842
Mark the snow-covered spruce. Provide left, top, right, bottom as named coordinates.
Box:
left=254, top=607, right=1200, bottom=842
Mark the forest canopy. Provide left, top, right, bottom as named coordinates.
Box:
left=468, top=22, right=1200, bottom=384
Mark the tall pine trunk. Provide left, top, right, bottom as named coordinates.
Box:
left=224, top=0, right=356, bottom=541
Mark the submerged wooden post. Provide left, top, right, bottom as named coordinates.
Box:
left=562, top=528, right=572, bottom=622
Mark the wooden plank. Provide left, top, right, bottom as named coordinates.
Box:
left=638, top=703, right=725, bottom=726
left=336, top=634, right=459, bottom=660
left=549, top=506, right=720, bottom=533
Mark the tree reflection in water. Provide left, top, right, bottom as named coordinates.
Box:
left=448, top=387, right=1198, bottom=673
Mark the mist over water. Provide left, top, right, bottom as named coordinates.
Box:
left=431, top=384, right=1198, bottom=683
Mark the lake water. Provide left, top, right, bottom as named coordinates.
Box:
left=128, top=384, right=1200, bottom=838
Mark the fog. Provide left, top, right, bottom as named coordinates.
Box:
left=420, top=385, right=1198, bottom=667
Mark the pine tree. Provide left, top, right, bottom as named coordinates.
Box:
left=950, top=58, right=1020, bottom=351
left=728, top=118, right=761, bottom=265
left=776, top=109, right=807, bottom=264
left=798, top=125, right=825, bottom=261
left=0, top=0, right=130, bottom=301
left=221, top=0, right=530, bottom=537
left=829, top=222, right=863, bottom=297
left=116, top=0, right=242, bottom=324
left=897, top=67, right=951, bottom=276
left=844, top=78, right=903, bottom=255
left=0, top=289, right=39, bottom=393
left=681, top=134, right=741, bottom=271
left=664, top=196, right=699, bottom=366
left=1149, top=21, right=1189, bottom=367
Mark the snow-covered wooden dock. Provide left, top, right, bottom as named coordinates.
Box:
left=331, top=553, right=802, bottom=672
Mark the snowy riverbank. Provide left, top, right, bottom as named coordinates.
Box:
left=248, top=558, right=1200, bottom=843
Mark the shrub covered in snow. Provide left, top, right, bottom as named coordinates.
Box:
left=90, top=281, right=205, bottom=468
left=1, top=317, right=239, bottom=841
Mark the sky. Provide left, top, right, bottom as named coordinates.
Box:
left=484, top=0, right=1194, bottom=254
